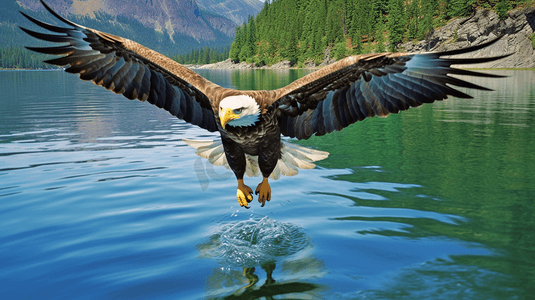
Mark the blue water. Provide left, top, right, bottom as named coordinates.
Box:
left=1, top=70, right=534, bottom=299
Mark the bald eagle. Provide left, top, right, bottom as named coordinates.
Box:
left=21, top=0, right=508, bottom=208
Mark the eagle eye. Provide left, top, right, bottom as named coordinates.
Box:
left=233, top=108, right=243, bottom=114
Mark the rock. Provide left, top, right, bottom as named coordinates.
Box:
left=304, top=60, right=317, bottom=68
left=401, top=7, right=535, bottom=68
left=189, top=58, right=255, bottom=69
left=318, top=46, right=336, bottom=67
left=270, top=60, right=293, bottom=69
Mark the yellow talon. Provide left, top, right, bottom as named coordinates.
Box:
left=237, top=179, right=253, bottom=208
left=255, top=177, right=271, bottom=207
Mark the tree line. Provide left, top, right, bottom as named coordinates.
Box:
left=229, top=0, right=523, bottom=67
left=0, top=44, right=231, bottom=70
left=0, top=43, right=231, bottom=70
left=0, top=47, right=55, bottom=69
left=171, top=47, right=230, bottom=65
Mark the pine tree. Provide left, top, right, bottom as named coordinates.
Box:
left=286, top=30, right=299, bottom=64
left=229, top=25, right=244, bottom=62
left=447, top=0, right=475, bottom=17
left=325, top=3, right=344, bottom=45
left=302, top=0, right=327, bottom=61
left=255, top=41, right=269, bottom=65
left=375, top=13, right=386, bottom=53
left=238, top=22, right=249, bottom=61
left=246, top=15, right=257, bottom=59
left=387, top=0, right=406, bottom=51
left=299, top=0, right=316, bottom=59
left=374, top=0, right=389, bottom=15
left=407, top=0, right=420, bottom=39
left=280, top=0, right=299, bottom=62
left=353, top=30, right=363, bottom=54
left=418, top=0, right=435, bottom=40
left=267, top=39, right=277, bottom=62
left=350, top=0, right=371, bottom=43
left=332, top=41, right=347, bottom=60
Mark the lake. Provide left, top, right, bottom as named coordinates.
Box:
left=0, top=69, right=534, bottom=299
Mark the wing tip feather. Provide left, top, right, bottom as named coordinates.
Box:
left=39, top=0, right=82, bottom=29
left=433, top=35, right=505, bottom=57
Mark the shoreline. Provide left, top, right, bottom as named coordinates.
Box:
left=183, top=58, right=319, bottom=70
left=186, top=58, right=535, bottom=71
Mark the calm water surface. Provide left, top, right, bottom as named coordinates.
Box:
left=1, top=69, right=534, bottom=299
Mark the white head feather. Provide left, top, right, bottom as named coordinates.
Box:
left=219, top=95, right=261, bottom=127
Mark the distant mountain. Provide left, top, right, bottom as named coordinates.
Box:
left=17, top=0, right=236, bottom=42
left=1, top=0, right=263, bottom=68
left=196, top=0, right=264, bottom=25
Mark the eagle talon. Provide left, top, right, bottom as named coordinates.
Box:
left=255, top=177, right=271, bottom=207
left=237, top=180, right=253, bottom=208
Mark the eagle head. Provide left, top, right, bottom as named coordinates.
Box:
left=219, top=95, right=260, bottom=129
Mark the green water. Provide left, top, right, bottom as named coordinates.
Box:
left=316, top=70, right=535, bottom=296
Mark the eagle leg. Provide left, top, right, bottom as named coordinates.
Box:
left=255, top=177, right=271, bottom=207
left=237, top=179, right=253, bottom=208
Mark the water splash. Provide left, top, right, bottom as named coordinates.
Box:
left=197, top=216, right=312, bottom=268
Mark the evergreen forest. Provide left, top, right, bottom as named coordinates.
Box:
left=171, top=47, right=230, bottom=65
left=229, top=0, right=530, bottom=66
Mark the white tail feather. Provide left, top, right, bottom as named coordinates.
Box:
left=183, top=139, right=329, bottom=180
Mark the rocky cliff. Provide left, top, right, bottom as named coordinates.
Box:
left=401, top=7, right=535, bottom=68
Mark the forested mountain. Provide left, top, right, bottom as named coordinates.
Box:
left=229, top=0, right=529, bottom=67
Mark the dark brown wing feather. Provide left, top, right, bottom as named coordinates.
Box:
left=273, top=38, right=510, bottom=140
left=20, top=0, right=219, bottom=132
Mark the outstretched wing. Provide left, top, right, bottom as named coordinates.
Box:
left=273, top=38, right=510, bottom=140
left=20, top=0, right=218, bottom=132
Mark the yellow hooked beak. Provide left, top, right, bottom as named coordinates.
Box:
left=220, top=108, right=239, bottom=129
